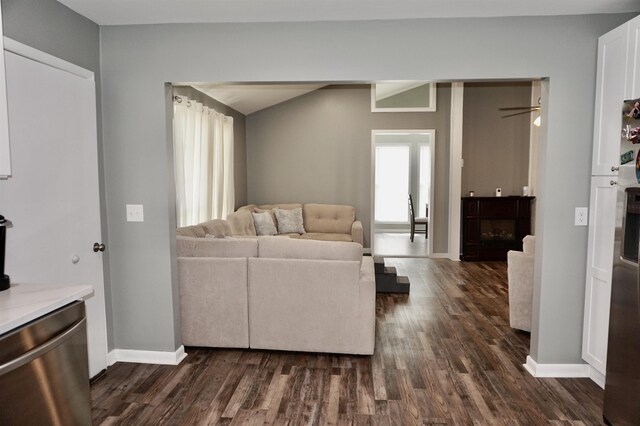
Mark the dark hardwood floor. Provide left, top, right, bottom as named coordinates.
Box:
left=91, top=259, right=605, bottom=425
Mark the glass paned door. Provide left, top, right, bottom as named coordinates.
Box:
left=375, top=145, right=410, bottom=222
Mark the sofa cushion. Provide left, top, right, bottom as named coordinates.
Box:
left=298, top=233, right=352, bottom=243
left=252, top=211, right=277, bottom=236
left=257, top=203, right=302, bottom=211
left=227, top=209, right=257, bottom=236
left=303, top=204, right=355, bottom=235
left=275, top=207, right=306, bottom=234
left=258, top=237, right=361, bottom=262
left=177, top=236, right=258, bottom=258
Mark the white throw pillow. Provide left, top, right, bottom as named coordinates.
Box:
left=275, top=207, right=306, bottom=234
left=252, top=211, right=277, bottom=236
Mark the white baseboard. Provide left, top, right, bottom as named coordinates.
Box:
left=108, top=345, right=187, bottom=366
left=589, top=367, right=606, bottom=389
left=524, top=356, right=606, bottom=389
left=430, top=252, right=450, bottom=259
left=524, top=355, right=590, bottom=378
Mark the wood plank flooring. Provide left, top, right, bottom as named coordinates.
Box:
left=91, top=259, right=605, bottom=425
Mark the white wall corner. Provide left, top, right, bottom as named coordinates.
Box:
left=108, top=345, right=187, bottom=366
left=524, top=355, right=591, bottom=379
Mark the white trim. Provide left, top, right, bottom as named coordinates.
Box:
left=523, top=355, right=590, bottom=378
left=371, top=129, right=435, bottom=257
left=448, top=83, right=464, bottom=261
left=371, top=82, right=436, bottom=112
left=429, top=252, right=451, bottom=259
left=589, top=367, right=606, bottom=389
left=3, top=37, right=94, bottom=81
left=108, top=345, right=187, bottom=366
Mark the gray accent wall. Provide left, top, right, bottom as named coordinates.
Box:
left=245, top=84, right=451, bottom=251
left=462, top=82, right=532, bottom=197
left=97, top=14, right=633, bottom=362
left=172, top=86, right=248, bottom=207
left=0, top=0, right=114, bottom=350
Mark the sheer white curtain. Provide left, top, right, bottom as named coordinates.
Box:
left=173, top=96, right=234, bottom=227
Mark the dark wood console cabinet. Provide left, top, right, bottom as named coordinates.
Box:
left=461, top=196, right=534, bottom=261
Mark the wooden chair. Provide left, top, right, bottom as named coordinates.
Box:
left=408, top=194, right=428, bottom=242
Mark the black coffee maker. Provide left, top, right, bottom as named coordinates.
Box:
left=0, top=215, right=10, bottom=291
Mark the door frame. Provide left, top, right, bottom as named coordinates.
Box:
left=370, top=129, right=435, bottom=257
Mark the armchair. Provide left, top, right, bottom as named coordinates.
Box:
left=507, top=235, right=535, bottom=332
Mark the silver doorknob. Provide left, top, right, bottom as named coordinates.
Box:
left=93, top=243, right=105, bottom=252
left=610, top=180, right=618, bottom=186
left=611, top=166, right=619, bottom=172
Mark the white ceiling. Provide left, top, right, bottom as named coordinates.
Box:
left=192, top=84, right=326, bottom=115
left=57, top=0, right=640, bottom=25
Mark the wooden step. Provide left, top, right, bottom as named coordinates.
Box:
left=383, top=266, right=397, bottom=276
left=373, top=256, right=410, bottom=294
left=375, top=270, right=411, bottom=293
left=373, top=256, right=385, bottom=274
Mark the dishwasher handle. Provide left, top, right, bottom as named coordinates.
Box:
left=0, top=318, right=86, bottom=376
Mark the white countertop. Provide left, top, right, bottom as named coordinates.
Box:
left=0, top=283, right=93, bottom=335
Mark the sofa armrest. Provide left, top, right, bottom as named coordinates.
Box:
left=351, top=220, right=364, bottom=246
left=358, top=256, right=376, bottom=354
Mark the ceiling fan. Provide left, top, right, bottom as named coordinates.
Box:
left=499, top=97, right=541, bottom=118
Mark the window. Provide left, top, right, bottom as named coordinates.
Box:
left=375, top=145, right=410, bottom=223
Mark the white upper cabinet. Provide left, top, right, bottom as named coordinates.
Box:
left=0, top=7, right=11, bottom=178
left=627, top=16, right=640, bottom=99
left=591, top=23, right=629, bottom=176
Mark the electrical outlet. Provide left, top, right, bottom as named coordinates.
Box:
left=126, top=204, right=144, bottom=222
left=575, top=207, right=588, bottom=226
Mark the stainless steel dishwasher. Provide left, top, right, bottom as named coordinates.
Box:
left=0, top=300, right=91, bottom=425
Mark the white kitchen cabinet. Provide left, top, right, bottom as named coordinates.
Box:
left=583, top=15, right=640, bottom=386
left=627, top=16, right=640, bottom=99
left=591, top=23, right=628, bottom=176
left=582, top=176, right=618, bottom=378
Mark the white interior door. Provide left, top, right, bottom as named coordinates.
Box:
left=0, top=50, right=107, bottom=377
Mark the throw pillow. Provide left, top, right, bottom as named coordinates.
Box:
left=255, top=208, right=278, bottom=228
left=275, top=207, right=306, bottom=234
left=252, top=211, right=277, bottom=236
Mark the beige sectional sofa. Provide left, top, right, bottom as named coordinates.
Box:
left=175, top=203, right=364, bottom=246
left=176, top=236, right=376, bottom=355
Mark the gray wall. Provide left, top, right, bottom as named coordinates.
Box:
left=98, top=14, right=634, bottom=362
left=246, top=84, right=451, bottom=251
left=462, top=82, right=532, bottom=196
left=172, top=86, right=248, bottom=207
left=0, top=0, right=114, bottom=350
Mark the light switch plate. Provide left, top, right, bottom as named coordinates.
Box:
left=126, top=204, right=144, bottom=222
left=575, top=207, right=588, bottom=226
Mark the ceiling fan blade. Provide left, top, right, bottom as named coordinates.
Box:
left=502, top=110, right=537, bottom=118
left=498, top=106, right=541, bottom=111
